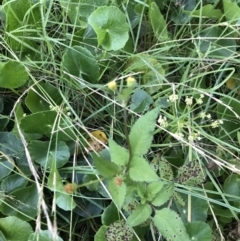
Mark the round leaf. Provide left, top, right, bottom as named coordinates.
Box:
left=61, top=46, right=99, bottom=84
left=28, top=230, right=63, bottom=241
left=88, top=6, right=129, bottom=51
left=28, top=140, right=70, bottom=169
left=1, top=174, right=28, bottom=193
left=186, top=221, right=212, bottom=241
left=0, top=61, right=28, bottom=89
left=0, top=216, right=33, bottom=241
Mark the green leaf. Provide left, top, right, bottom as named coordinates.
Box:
left=0, top=61, right=28, bottom=89
left=186, top=221, right=212, bottom=241
left=102, top=202, right=119, bottom=226
left=25, top=82, right=63, bottom=113
left=94, top=225, right=108, bottom=241
left=185, top=4, right=222, bottom=19
left=0, top=184, right=38, bottom=221
left=28, top=140, right=70, bottom=169
left=130, top=89, right=153, bottom=113
left=126, top=204, right=152, bottom=227
left=28, top=230, right=64, bottom=241
left=177, top=161, right=205, bottom=186
left=88, top=6, right=129, bottom=51
left=92, top=153, right=118, bottom=178
left=223, top=0, right=240, bottom=23
left=149, top=2, right=168, bottom=41
left=0, top=132, right=23, bottom=180
left=223, top=174, right=240, bottom=196
left=129, top=156, right=159, bottom=182
left=153, top=208, right=191, bottom=241
left=3, top=0, right=41, bottom=50
left=62, top=46, right=99, bottom=84
left=20, top=110, right=76, bottom=141
left=0, top=216, right=33, bottom=241
left=106, top=220, right=133, bottom=241
left=109, top=139, right=129, bottom=166
left=1, top=174, right=28, bottom=193
left=129, top=107, right=159, bottom=157
left=159, top=158, right=174, bottom=180
left=47, top=163, right=76, bottom=211
left=108, top=177, right=126, bottom=209
left=151, top=182, right=174, bottom=206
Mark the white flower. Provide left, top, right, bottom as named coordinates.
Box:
left=157, top=115, right=168, bottom=128
left=168, top=94, right=178, bottom=103
left=206, top=114, right=211, bottom=119
left=199, top=112, right=206, bottom=119
left=196, top=98, right=203, bottom=105
left=173, top=132, right=184, bottom=141
left=185, top=96, right=193, bottom=106
left=211, top=120, right=223, bottom=128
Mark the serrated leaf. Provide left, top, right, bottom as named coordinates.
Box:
left=153, top=208, right=191, bottom=241
left=151, top=182, right=174, bottom=206
left=129, top=107, right=160, bottom=157
left=108, top=178, right=126, bottom=209
left=129, top=156, right=159, bottom=182
left=109, top=139, right=129, bottom=166
left=186, top=221, right=212, bottom=241
left=126, top=204, right=152, bottom=227
left=92, top=153, right=118, bottom=178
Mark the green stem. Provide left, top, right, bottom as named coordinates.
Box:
left=124, top=104, right=133, bottom=173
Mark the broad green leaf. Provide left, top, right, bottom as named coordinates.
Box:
left=149, top=2, right=168, bottom=41
left=186, top=221, right=212, bottom=241
left=130, top=89, right=153, bottom=113
left=223, top=0, right=240, bottom=23
left=129, top=107, right=159, bottom=157
left=25, top=82, right=63, bottom=113
left=126, top=204, right=152, bottom=227
left=0, top=132, right=23, bottom=180
left=108, top=177, right=126, bottom=209
left=106, top=220, right=133, bottom=241
left=94, top=225, right=108, bottom=241
left=28, top=230, right=63, bottom=241
left=0, top=184, right=38, bottom=221
left=3, top=0, right=41, bottom=50
left=47, top=163, right=76, bottom=211
left=153, top=208, right=191, bottom=241
left=185, top=4, right=222, bottom=19
left=217, top=96, right=240, bottom=138
left=102, top=202, right=119, bottom=226
left=0, top=231, right=6, bottom=241
left=28, top=140, right=70, bottom=169
left=109, top=139, right=129, bottom=166
left=0, top=61, right=28, bottom=89
left=83, top=174, right=99, bottom=191
left=59, top=0, right=108, bottom=27
left=20, top=110, right=76, bottom=141
left=88, top=6, right=129, bottom=51
left=0, top=216, right=33, bottom=241
left=61, top=46, right=99, bottom=84
left=92, top=153, right=118, bottom=178
left=151, top=182, right=174, bottom=206
left=159, top=158, right=174, bottom=180
left=129, top=156, right=159, bottom=182
left=223, top=174, right=240, bottom=196
left=1, top=174, right=28, bottom=193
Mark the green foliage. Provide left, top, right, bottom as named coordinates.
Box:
left=1, top=0, right=240, bottom=240
left=0, top=61, right=28, bottom=89
left=0, top=216, right=33, bottom=241
left=153, top=208, right=191, bottom=241
left=88, top=6, right=129, bottom=51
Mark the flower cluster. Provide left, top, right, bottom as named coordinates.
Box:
left=157, top=115, right=168, bottom=128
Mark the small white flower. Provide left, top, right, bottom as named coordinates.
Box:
left=199, top=112, right=206, bottom=118
left=168, top=94, right=178, bottom=103
left=188, top=135, right=194, bottom=142
left=157, top=115, right=168, bottom=128
left=185, top=96, right=193, bottom=106
left=173, top=132, right=184, bottom=141
left=196, top=98, right=203, bottom=105
left=219, top=120, right=223, bottom=124
left=200, top=94, right=204, bottom=98
left=206, top=114, right=211, bottom=119
left=211, top=120, right=219, bottom=128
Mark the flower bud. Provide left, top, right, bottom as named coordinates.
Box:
left=107, top=80, right=117, bottom=91
left=126, top=76, right=137, bottom=87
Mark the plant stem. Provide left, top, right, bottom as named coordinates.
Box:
left=123, top=103, right=133, bottom=173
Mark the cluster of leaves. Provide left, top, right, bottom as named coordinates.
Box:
left=0, top=0, right=240, bottom=241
